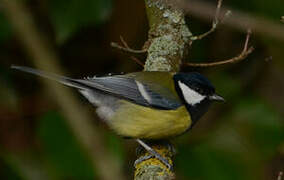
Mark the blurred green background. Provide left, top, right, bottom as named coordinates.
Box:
left=0, top=0, right=283, bottom=179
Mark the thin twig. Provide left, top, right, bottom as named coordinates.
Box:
left=190, top=0, right=231, bottom=41
left=180, top=0, right=284, bottom=41
left=185, top=30, right=254, bottom=67
left=112, top=36, right=145, bottom=67
left=120, top=35, right=130, bottom=48
left=111, top=42, right=147, bottom=53
left=111, top=36, right=147, bottom=54
left=278, top=171, right=283, bottom=180
left=130, top=56, right=145, bottom=67
left=265, top=56, right=272, bottom=62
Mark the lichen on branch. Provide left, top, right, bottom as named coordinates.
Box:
left=134, top=0, right=192, bottom=179
left=144, top=0, right=192, bottom=72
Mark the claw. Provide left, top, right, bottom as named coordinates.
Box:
left=136, top=139, right=173, bottom=171
left=134, top=154, right=154, bottom=167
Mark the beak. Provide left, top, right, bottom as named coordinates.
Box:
left=209, top=94, right=225, bottom=102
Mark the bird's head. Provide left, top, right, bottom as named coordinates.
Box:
left=173, top=72, right=224, bottom=124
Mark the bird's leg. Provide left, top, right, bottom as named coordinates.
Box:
left=135, top=139, right=173, bottom=170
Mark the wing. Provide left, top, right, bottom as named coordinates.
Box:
left=73, top=73, right=182, bottom=110
left=11, top=66, right=182, bottom=110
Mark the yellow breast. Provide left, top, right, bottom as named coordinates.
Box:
left=109, top=100, right=192, bottom=139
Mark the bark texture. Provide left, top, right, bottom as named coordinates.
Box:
left=135, top=0, right=192, bottom=179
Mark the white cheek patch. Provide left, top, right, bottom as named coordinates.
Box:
left=178, top=81, right=205, bottom=105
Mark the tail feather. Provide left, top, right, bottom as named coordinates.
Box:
left=11, top=65, right=87, bottom=90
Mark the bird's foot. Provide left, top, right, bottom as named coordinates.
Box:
left=135, top=139, right=173, bottom=171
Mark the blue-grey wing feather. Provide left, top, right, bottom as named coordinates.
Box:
left=74, top=77, right=149, bottom=107
left=73, top=76, right=181, bottom=110
left=11, top=66, right=181, bottom=110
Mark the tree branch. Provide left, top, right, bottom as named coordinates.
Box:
left=185, top=30, right=254, bottom=67
left=189, top=0, right=231, bottom=41
left=179, top=0, right=284, bottom=41
left=278, top=171, right=283, bottom=180
left=143, top=0, right=192, bottom=72
left=111, top=37, right=148, bottom=54
left=111, top=36, right=145, bottom=67
left=134, top=0, right=193, bottom=179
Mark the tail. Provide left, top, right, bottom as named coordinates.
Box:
left=11, top=65, right=88, bottom=90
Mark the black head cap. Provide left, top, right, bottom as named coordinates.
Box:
left=173, top=72, right=216, bottom=96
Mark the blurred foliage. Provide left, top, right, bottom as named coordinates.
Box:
left=176, top=96, right=284, bottom=180
left=230, top=0, right=283, bottom=18
left=0, top=14, right=12, bottom=42
left=38, top=111, right=95, bottom=179
left=49, top=0, right=112, bottom=43
left=0, top=0, right=283, bottom=179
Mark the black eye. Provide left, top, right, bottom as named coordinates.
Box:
left=195, top=87, right=203, bottom=94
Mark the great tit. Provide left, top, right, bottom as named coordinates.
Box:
left=11, top=65, right=224, bottom=168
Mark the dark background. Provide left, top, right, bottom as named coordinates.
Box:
left=0, top=0, right=283, bottom=179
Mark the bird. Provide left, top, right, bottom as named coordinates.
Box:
left=11, top=65, right=224, bottom=169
